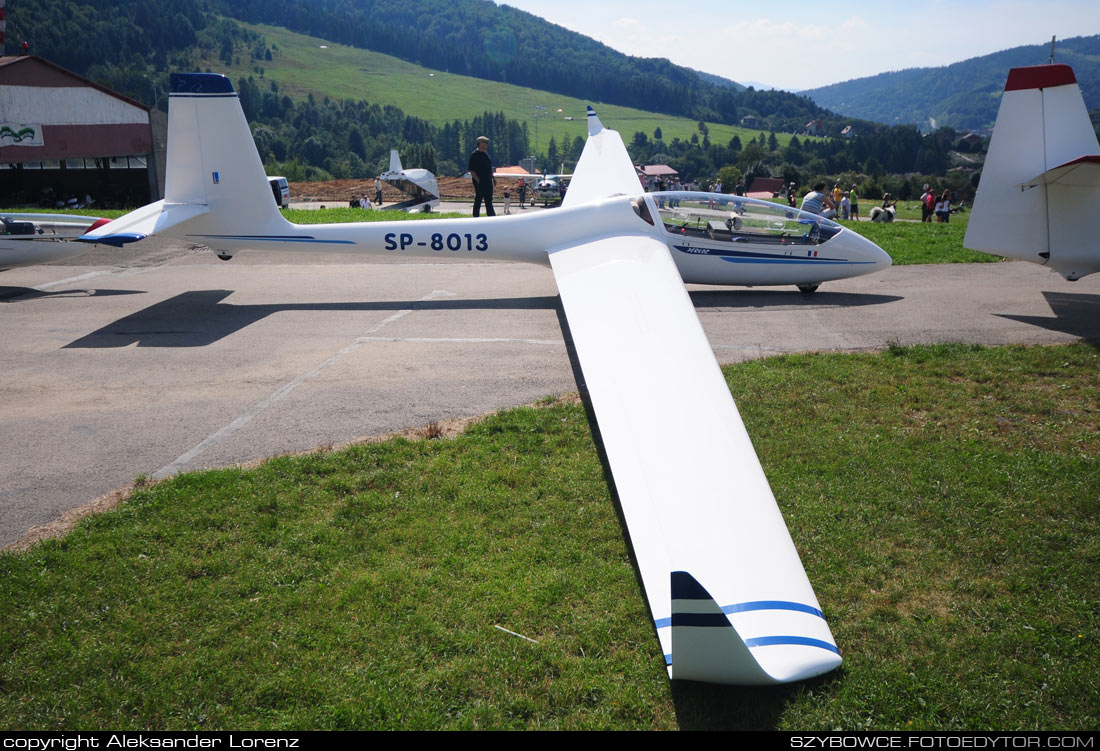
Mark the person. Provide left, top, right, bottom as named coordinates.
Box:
left=939, top=190, right=951, bottom=223
left=518, top=180, right=527, bottom=208
left=800, top=182, right=836, bottom=216
left=502, top=186, right=512, bottom=215
left=919, top=185, right=934, bottom=222
left=840, top=191, right=851, bottom=221
left=788, top=183, right=798, bottom=208
left=882, top=193, right=898, bottom=209
left=832, top=183, right=843, bottom=208
left=468, top=135, right=495, bottom=217
left=849, top=184, right=860, bottom=221
left=734, top=179, right=745, bottom=196
left=374, top=178, right=383, bottom=206
left=358, top=194, right=373, bottom=210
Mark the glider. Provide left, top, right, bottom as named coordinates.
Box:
left=1, top=212, right=110, bottom=270
left=964, top=63, right=1100, bottom=281
left=81, top=73, right=891, bottom=685
left=380, top=149, right=440, bottom=213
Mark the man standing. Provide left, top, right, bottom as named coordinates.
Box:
left=468, top=136, right=495, bottom=217
left=374, top=177, right=383, bottom=206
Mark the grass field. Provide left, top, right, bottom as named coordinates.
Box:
left=2, top=343, right=1097, bottom=730
left=197, top=21, right=813, bottom=157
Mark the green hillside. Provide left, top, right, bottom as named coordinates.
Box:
left=804, top=35, right=1100, bottom=132
left=200, top=21, right=806, bottom=160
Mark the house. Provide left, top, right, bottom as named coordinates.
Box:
left=0, top=55, right=159, bottom=206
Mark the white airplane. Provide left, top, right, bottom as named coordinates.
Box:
left=964, top=63, right=1100, bottom=281
left=79, top=72, right=890, bottom=685
left=380, top=149, right=440, bottom=213
left=1, top=213, right=110, bottom=270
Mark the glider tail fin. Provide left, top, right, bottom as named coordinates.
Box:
left=666, top=572, right=841, bottom=685
left=964, top=64, right=1100, bottom=280
left=81, top=73, right=290, bottom=249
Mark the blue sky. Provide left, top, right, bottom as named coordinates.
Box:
left=498, top=1, right=1100, bottom=91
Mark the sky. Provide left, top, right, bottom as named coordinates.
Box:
left=497, top=1, right=1100, bottom=91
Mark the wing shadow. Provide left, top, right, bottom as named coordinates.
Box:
left=995, top=291, right=1100, bottom=344
left=64, top=290, right=561, bottom=348
left=689, top=289, right=902, bottom=309
left=0, top=286, right=145, bottom=303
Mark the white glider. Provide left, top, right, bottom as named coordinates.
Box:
left=964, top=63, right=1100, bottom=281
left=1, top=213, right=110, bottom=269
left=81, top=73, right=891, bottom=685
left=380, top=149, right=440, bottom=213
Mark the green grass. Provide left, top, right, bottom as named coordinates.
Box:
left=849, top=212, right=996, bottom=266
left=2, top=344, right=1097, bottom=730
left=202, top=21, right=815, bottom=157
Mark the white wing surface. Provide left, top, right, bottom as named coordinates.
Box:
left=560, top=108, right=643, bottom=208
left=548, top=232, right=841, bottom=684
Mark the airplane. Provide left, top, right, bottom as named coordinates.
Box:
left=79, top=72, right=891, bottom=685
left=964, top=63, right=1100, bottom=281
left=1, top=212, right=110, bottom=270
left=379, top=149, right=440, bottom=213
left=492, top=169, right=571, bottom=207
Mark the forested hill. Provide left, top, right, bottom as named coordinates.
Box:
left=803, top=35, right=1100, bottom=132
left=5, top=0, right=837, bottom=132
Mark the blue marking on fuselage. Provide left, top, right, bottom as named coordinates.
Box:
left=189, top=234, right=357, bottom=245
left=672, top=243, right=875, bottom=265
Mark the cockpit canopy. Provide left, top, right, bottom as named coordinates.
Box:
left=644, top=191, right=842, bottom=246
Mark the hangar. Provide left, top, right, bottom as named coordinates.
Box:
left=0, top=55, right=160, bottom=208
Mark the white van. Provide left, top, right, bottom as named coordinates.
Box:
left=268, top=176, right=289, bottom=208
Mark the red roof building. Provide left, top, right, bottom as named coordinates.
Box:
left=0, top=55, right=158, bottom=206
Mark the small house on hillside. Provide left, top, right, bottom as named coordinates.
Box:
left=746, top=176, right=785, bottom=198
left=805, top=119, right=824, bottom=137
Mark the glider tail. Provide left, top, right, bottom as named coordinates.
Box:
left=666, top=572, right=841, bottom=685
left=81, top=73, right=291, bottom=250
left=963, top=64, right=1100, bottom=280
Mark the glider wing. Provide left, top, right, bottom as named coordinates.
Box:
left=548, top=231, right=841, bottom=684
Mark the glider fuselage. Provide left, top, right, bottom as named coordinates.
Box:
left=172, top=192, right=889, bottom=288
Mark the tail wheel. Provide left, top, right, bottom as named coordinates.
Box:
left=797, top=283, right=819, bottom=294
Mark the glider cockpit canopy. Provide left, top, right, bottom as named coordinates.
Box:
left=648, top=192, right=842, bottom=245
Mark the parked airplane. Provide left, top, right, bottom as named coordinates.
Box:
left=80, top=72, right=890, bottom=685
left=964, top=63, right=1100, bottom=281
left=1, top=213, right=109, bottom=270
left=490, top=169, right=571, bottom=206
left=380, top=149, right=439, bottom=212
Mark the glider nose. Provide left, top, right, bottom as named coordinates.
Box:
left=843, top=226, right=892, bottom=273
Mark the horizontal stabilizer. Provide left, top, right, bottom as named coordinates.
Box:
left=668, top=572, right=841, bottom=684
left=78, top=200, right=209, bottom=246
left=1021, top=154, right=1100, bottom=188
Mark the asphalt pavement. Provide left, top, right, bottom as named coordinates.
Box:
left=2, top=237, right=1098, bottom=549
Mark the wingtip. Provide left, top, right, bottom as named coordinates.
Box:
left=586, top=106, right=604, bottom=136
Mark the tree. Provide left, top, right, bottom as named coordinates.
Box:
left=653, top=126, right=663, bottom=141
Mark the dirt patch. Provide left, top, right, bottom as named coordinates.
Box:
left=289, top=176, right=478, bottom=203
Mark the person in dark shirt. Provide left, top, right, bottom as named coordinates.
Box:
left=468, top=136, right=495, bottom=217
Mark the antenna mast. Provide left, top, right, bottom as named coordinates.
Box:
left=1049, top=35, right=1056, bottom=64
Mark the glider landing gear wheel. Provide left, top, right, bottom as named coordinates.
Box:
left=797, top=283, right=820, bottom=294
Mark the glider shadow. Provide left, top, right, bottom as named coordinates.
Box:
left=64, top=288, right=902, bottom=348
left=996, top=291, right=1100, bottom=344
left=0, top=286, right=145, bottom=303
left=64, top=290, right=561, bottom=348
